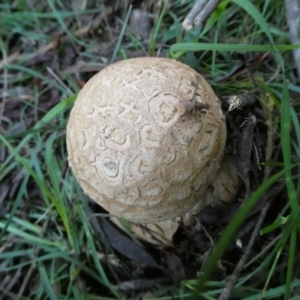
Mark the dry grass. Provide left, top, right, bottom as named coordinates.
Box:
left=0, top=0, right=300, bottom=299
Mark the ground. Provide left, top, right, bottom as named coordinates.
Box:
left=0, top=0, right=300, bottom=299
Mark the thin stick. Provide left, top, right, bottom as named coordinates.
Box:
left=182, top=0, right=208, bottom=30
left=218, top=202, right=270, bottom=300
left=194, top=0, right=220, bottom=28
left=182, top=0, right=221, bottom=31
left=46, top=67, right=73, bottom=96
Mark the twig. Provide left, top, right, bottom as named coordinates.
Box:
left=284, top=0, right=300, bottom=81
left=218, top=202, right=270, bottom=300
left=182, top=0, right=221, bottom=31
left=1, top=268, right=22, bottom=297
left=183, top=0, right=208, bottom=30
left=46, top=67, right=73, bottom=96
left=194, top=0, right=221, bottom=28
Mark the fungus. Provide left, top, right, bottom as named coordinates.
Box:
left=66, top=57, right=238, bottom=244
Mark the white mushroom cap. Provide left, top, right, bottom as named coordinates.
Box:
left=66, top=57, right=226, bottom=223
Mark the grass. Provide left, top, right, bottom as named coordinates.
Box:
left=0, top=0, right=300, bottom=299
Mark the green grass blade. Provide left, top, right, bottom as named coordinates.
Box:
left=0, top=94, right=76, bottom=180
left=193, top=168, right=287, bottom=295
left=77, top=204, right=120, bottom=298
left=231, top=0, right=275, bottom=44
left=110, top=5, right=132, bottom=64
left=170, top=43, right=300, bottom=55
left=284, top=231, right=297, bottom=300
left=0, top=171, right=30, bottom=242
left=200, top=0, right=230, bottom=36
left=4, top=64, right=67, bottom=94
left=261, top=244, right=283, bottom=298
left=0, top=219, right=65, bottom=248
left=281, top=82, right=298, bottom=215
left=38, top=263, right=57, bottom=300
left=0, top=134, right=74, bottom=247
left=244, top=280, right=300, bottom=300
left=2, top=215, right=42, bottom=234
left=150, top=0, right=169, bottom=55
left=290, top=107, right=300, bottom=194
left=46, top=0, right=75, bottom=47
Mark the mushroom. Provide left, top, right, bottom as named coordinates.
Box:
left=66, top=57, right=238, bottom=245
